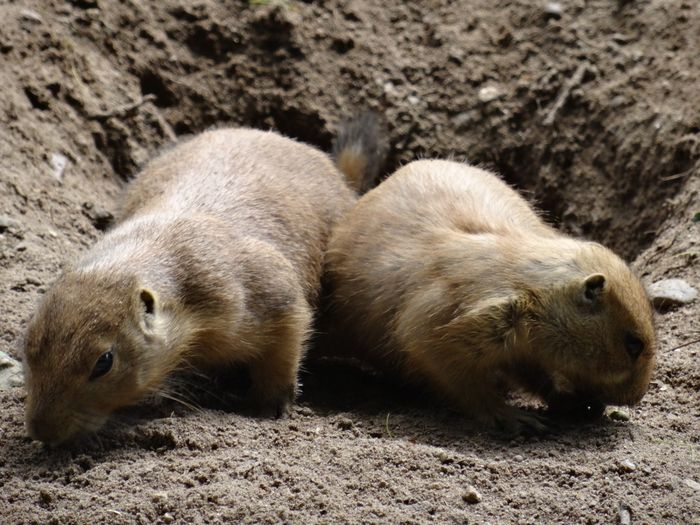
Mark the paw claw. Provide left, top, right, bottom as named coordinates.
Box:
left=246, top=382, right=297, bottom=418
left=488, top=407, right=549, bottom=436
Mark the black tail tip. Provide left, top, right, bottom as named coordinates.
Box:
left=332, top=111, right=388, bottom=194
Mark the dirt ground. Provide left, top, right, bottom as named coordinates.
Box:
left=1, top=0, right=698, bottom=523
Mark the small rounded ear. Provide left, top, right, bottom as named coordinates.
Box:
left=583, top=273, right=606, bottom=302
left=139, top=289, right=157, bottom=330
left=140, top=289, right=156, bottom=314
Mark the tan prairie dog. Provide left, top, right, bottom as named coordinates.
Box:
left=324, top=159, right=656, bottom=432
left=23, top=127, right=358, bottom=444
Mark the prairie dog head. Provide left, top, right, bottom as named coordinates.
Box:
left=530, top=243, right=656, bottom=408
left=23, top=270, right=177, bottom=444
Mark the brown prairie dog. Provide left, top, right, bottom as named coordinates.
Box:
left=324, top=159, right=656, bottom=431
left=23, top=128, right=357, bottom=444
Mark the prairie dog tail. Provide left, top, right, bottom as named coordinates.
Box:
left=333, top=112, right=388, bottom=194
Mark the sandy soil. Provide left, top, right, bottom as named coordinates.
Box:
left=1, top=0, right=698, bottom=523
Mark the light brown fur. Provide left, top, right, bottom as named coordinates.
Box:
left=23, top=128, right=356, bottom=444
left=324, top=159, right=656, bottom=431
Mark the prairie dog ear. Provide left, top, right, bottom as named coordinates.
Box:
left=583, top=273, right=606, bottom=302
left=138, top=288, right=157, bottom=330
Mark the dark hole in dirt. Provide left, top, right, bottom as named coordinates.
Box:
left=67, top=0, right=98, bottom=8
left=267, top=107, right=333, bottom=152
left=131, top=429, right=178, bottom=452
left=178, top=21, right=244, bottom=62
left=330, top=36, right=354, bottom=54
left=23, top=86, right=49, bottom=111
left=248, top=6, right=302, bottom=56
left=173, top=121, right=194, bottom=135
left=139, top=71, right=177, bottom=108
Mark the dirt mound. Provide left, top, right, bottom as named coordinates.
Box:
left=1, top=0, right=698, bottom=523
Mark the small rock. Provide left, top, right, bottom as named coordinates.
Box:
left=383, top=81, right=396, bottom=95
left=452, top=111, right=473, bottom=129
left=619, top=503, right=632, bottom=525
left=0, top=351, right=24, bottom=390
left=407, top=95, right=420, bottom=105
left=39, top=489, right=53, bottom=504
left=162, top=513, right=174, bottom=524
left=513, top=454, right=524, bottom=462
left=50, top=153, right=69, bottom=182
left=608, top=409, right=630, bottom=422
left=683, top=478, right=700, bottom=491
left=0, top=351, right=17, bottom=369
left=462, top=485, right=482, bottom=504
left=436, top=450, right=452, bottom=464
left=648, top=279, right=698, bottom=311
left=151, top=491, right=169, bottom=503
left=0, top=215, right=21, bottom=233
left=477, top=85, right=503, bottom=103
left=20, top=9, right=43, bottom=23
left=336, top=417, right=354, bottom=430
left=8, top=374, right=24, bottom=388
left=617, top=459, right=636, bottom=473
left=82, top=203, right=114, bottom=231
left=544, top=2, right=563, bottom=18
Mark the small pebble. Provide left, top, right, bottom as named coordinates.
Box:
left=618, top=459, right=636, bottom=473
left=436, top=450, right=451, bottom=464
left=648, top=279, right=697, bottom=310
left=39, top=489, right=53, bottom=504
left=50, top=153, right=69, bottom=182
left=544, top=2, right=563, bottom=18
left=20, top=9, right=43, bottom=23
left=451, top=111, right=473, bottom=129
left=336, top=417, right=353, bottom=430
left=462, top=485, right=482, bottom=504
left=162, top=513, right=174, bottom=524
left=683, top=478, right=700, bottom=491
left=407, top=95, right=420, bottom=105
left=477, top=85, right=503, bottom=103
left=0, top=351, right=24, bottom=390
left=82, top=203, right=114, bottom=231
left=0, top=215, right=21, bottom=232
left=151, top=491, right=169, bottom=503
left=8, top=374, right=24, bottom=387
left=619, top=503, right=632, bottom=525
left=0, top=351, right=17, bottom=369
left=608, top=409, right=630, bottom=422
left=513, top=454, right=524, bottom=462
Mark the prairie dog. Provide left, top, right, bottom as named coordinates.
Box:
left=23, top=128, right=356, bottom=444
left=324, top=159, right=656, bottom=431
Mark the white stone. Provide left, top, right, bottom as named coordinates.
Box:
left=0, top=351, right=23, bottom=390
left=544, top=2, right=563, bottom=17
left=683, top=478, right=700, bottom=491
left=51, top=153, right=69, bottom=182
left=648, top=278, right=698, bottom=309
left=478, top=85, right=503, bottom=103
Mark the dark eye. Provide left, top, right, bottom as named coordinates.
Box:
left=624, top=333, right=644, bottom=360
left=89, top=351, right=113, bottom=380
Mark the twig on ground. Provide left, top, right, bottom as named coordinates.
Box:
left=667, top=338, right=700, bottom=352
left=87, top=94, right=157, bottom=121
left=385, top=413, right=394, bottom=438
left=543, top=63, right=589, bottom=126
